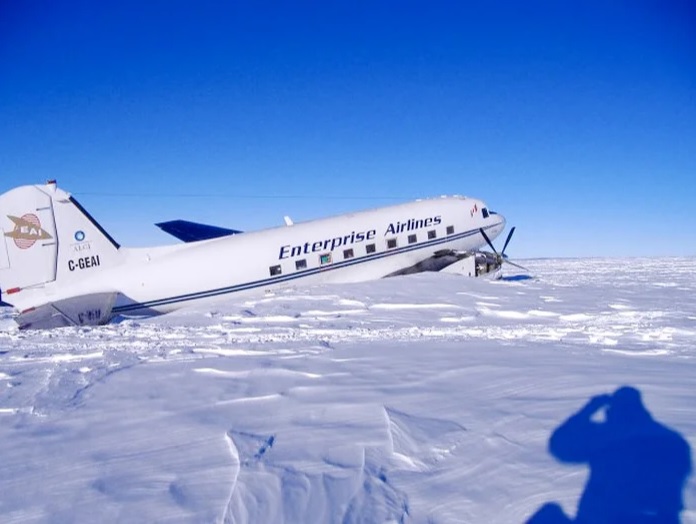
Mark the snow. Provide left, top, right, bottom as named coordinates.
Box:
left=0, top=257, right=695, bottom=523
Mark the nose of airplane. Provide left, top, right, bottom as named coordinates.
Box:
left=492, top=213, right=506, bottom=240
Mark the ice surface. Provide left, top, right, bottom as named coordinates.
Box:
left=0, top=257, right=695, bottom=523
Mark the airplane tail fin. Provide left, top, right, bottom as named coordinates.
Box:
left=0, top=181, right=120, bottom=318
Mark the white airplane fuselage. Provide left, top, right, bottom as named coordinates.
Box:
left=109, top=197, right=505, bottom=316
left=0, top=183, right=506, bottom=328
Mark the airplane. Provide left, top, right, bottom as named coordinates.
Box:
left=0, top=180, right=522, bottom=330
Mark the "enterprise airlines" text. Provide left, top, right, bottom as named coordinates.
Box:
left=278, top=215, right=441, bottom=259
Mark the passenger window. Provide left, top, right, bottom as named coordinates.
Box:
left=366, top=243, right=376, bottom=254
left=295, top=259, right=307, bottom=270
left=387, top=238, right=397, bottom=249
left=408, top=234, right=417, bottom=244
left=446, top=226, right=454, bottom=235
left=482, top=208, right=489, bottom=218
left=269, top=265, right=282, bottom=276
left=428, top=230, right=436, bottom=239
left=343, top=248, right=354, bottom=259
left=319, top=253, right=332, bottom=265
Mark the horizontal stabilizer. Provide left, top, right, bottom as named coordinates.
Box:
left=16, top=292, right=117, bottom=330
left=155, top=220, right=242, bottom=243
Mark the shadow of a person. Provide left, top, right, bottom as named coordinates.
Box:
left=527, top=386, right=692, bottom=524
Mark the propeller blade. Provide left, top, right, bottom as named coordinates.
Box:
left=501, top=226, right=516, bottom=256
left=479, top=228, right=498, bottom=255
left=504, top=259, right=528, bottom=271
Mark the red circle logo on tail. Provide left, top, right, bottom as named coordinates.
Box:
left=4, top=214, right=53, bottom=249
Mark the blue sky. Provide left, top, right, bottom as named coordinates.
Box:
left=1, top=1, right=694, bottom=257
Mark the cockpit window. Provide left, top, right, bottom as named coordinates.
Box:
left=482, top=208, right=489, bottom=218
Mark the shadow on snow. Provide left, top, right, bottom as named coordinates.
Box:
left=500, top=274, right=534, bottom=282
left=527, top=386, right=692, bottom=524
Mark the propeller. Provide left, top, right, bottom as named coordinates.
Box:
left=479, top=226, right=528, bottom=272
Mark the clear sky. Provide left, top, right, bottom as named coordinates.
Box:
left=1, top=1, right=694, bottom=257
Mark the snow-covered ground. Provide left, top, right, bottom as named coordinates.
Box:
left=1, top=257, right=695, bottom=523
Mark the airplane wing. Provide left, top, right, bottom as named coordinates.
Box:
left=385, top=249, right=473, bottom=276
left=155, top=220, right=243, bottom=243
left=387, top=249, right=506, bottom=279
